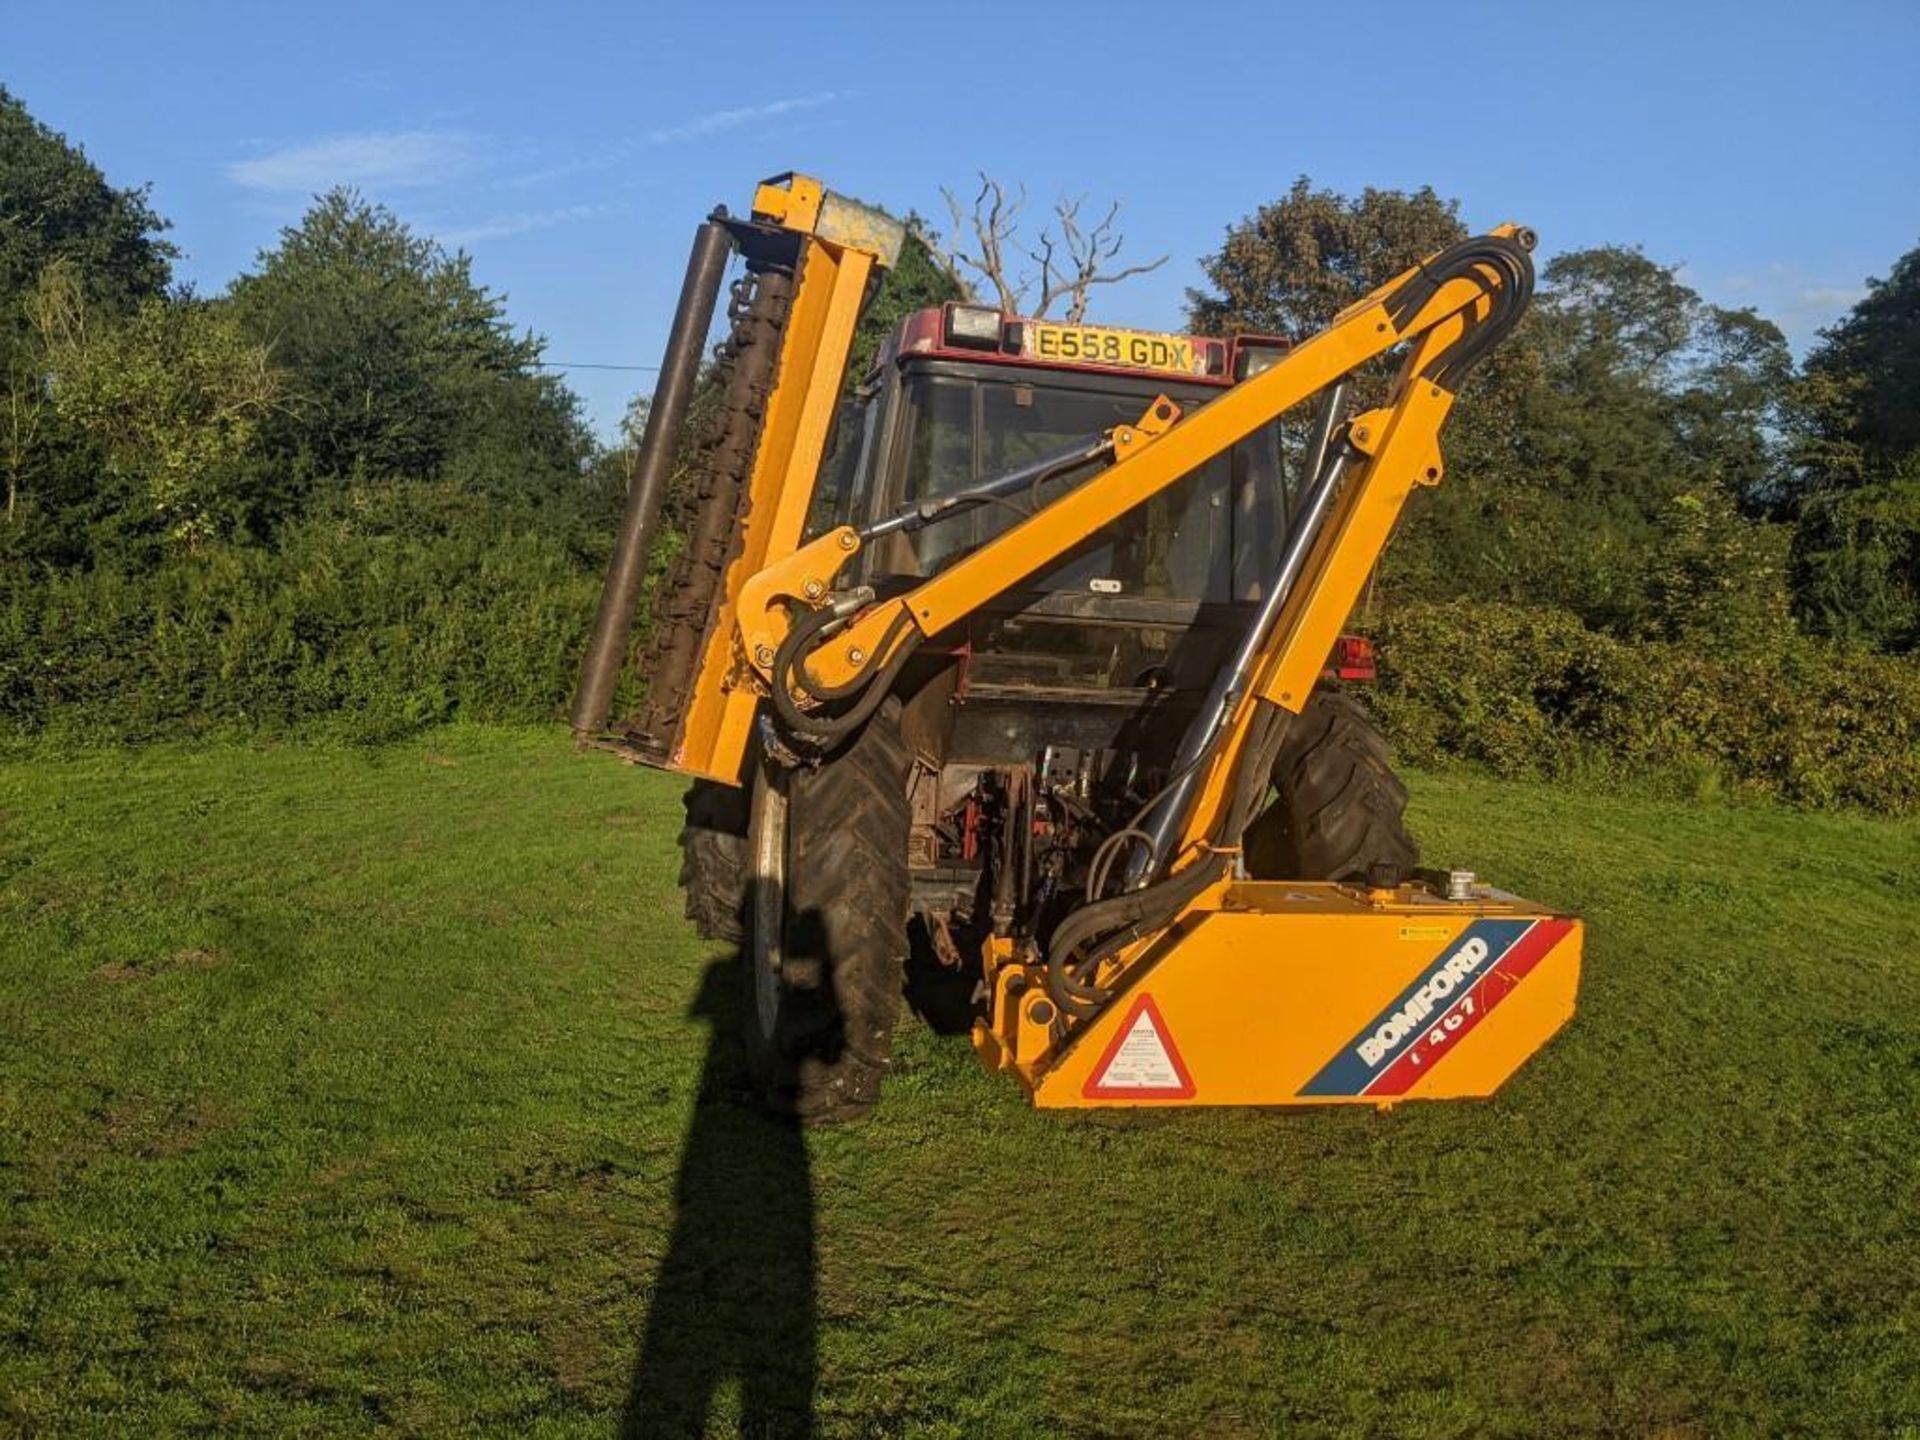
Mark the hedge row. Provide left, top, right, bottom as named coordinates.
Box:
left=1369, top=599, right=1920, bottom=813
left=6, top=526, right=1917, bottom=814
left=0, top=493, right=613, bottom=746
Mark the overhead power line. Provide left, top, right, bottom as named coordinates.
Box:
left=534, top=360, right=662, bottom=372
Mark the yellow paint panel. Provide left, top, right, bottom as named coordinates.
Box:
left=671, top=238, right=876, bottom=783
left=1404, top=940, right=1580, bottom=1098
left=1027, top=898, right=1581, bottom=1108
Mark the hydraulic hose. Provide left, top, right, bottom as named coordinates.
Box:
left=1383, top=232, right=1536, bottom=391
left=1046, top=705, right=1294, bottom=1019
left=769, top=599, right=921, bottom=749
left=797, top=608, right=915, bottom=703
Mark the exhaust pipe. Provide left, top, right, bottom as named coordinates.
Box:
left=570, top=218, right=734, bottom=742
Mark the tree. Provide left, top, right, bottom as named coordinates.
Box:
left=229, top=189, right=562, bottom=488
left=1783, top=243, right=1920, bottom=650
left=0, top=88, right=180, bottom=551
left=1188, top=176, right=1465, bottom=338
left=2, top=285, right=53, bottom=524
left=37, top=263, right=285, bottom=551
left=1789, top=463, right=1920, bottom=651
left=1184, top=177, right=1497, bottom=479
left=1187, top=180, right=1797, bottom=644
left=1445, top=247, right=1793, bottom=633
left=1523, top=248, right=1791, bottom=509
left=1188, top=195, right=1790, bottom=503
left=850, top=223, right=965, bottom=383
left=1531, top=248, right=1790, bottom=509
left=1641, top=487, right=1793, bottom=650
left=929, top=174, right=1166, bottom=320
left=1799, top=242, right=1920, bottom=479
left=2, top=355, right=47, bottom=525
left=0, top=87, right=174, bottom=336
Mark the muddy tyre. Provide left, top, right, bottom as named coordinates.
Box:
left=741, top=705, right=912, bottom=1123
left=1244, top=690, right=1417, bottom=882
left=678, top=780, right=750, bottom=944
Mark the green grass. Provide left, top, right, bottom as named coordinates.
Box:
left=2, top=727, right=1917, bottom=1438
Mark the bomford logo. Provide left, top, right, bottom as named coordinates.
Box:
left=1356, top=936, right=1490, bottom=1067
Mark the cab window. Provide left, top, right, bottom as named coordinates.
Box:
left=899, top=373, right=1231, bottom=602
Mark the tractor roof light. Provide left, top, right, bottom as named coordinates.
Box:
left=945, top=303, right=1005, bottom=349
left=1233, top=336, right=1291, bottom=381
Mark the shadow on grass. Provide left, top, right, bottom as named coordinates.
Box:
left=623, top=957, right=816, bottom=1438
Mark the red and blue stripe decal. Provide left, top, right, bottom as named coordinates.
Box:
left=1299, top=916, right=1575, bottom=1098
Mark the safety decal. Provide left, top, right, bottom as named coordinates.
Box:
left=1083, top=993, right=1195, bottom=1099
left=1299, top=917, right=1575, bottom=1098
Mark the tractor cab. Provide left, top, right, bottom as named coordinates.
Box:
left=802, top=303, right=1361, bottom=925
left=816, top=303, right=1303, bottom=604
left=808, top=303, right=1367, bottom=771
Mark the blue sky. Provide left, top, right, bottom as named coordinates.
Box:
left=10, top=0, right=1918, bottom=438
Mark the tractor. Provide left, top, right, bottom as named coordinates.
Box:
left=573, top=174, right=1580, bottom=1121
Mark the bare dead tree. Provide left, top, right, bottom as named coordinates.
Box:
left=1035, top=197, right=1169, bottom=323
left=929, top=173, right=1168, bottom=321
left=931, top=174, right=1022, bottom=310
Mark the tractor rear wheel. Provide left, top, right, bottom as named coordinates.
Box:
left=1244, top=689, right=1417, bottom=882
left=740, top=705, right=912, bottom=1122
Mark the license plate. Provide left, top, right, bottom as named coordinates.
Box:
left=1021, top=322, right=1205, bottom=376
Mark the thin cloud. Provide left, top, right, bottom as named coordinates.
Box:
left=437, top=202, right=623, bottom=246
left=495, top=153, right=625, bottom=191
left=494, top=92, right=852, bottom=188
left=1775, top=285, right=1867, bottom=348
left=646, top=92, right=845, bottom=146
left=1722, top=264, right=1865, bottom=313
left=226, top=131, right=480, bottom=192
left=1792, top=284, right=1866, bottom=313
left=1714, top=262, right=1867, bottom=347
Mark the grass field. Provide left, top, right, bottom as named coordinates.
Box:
left=2, top=727, right=1917, bottom=1438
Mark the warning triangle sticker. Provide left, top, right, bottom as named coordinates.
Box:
left=1082, top=993, right=1196, bottom=1100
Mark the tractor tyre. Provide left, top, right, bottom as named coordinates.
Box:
left=1244, top=690, right=1418, bottom=883
left=678, top=779, right=749, bottom=945
left=740, top=703, right=912, bottom=1123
